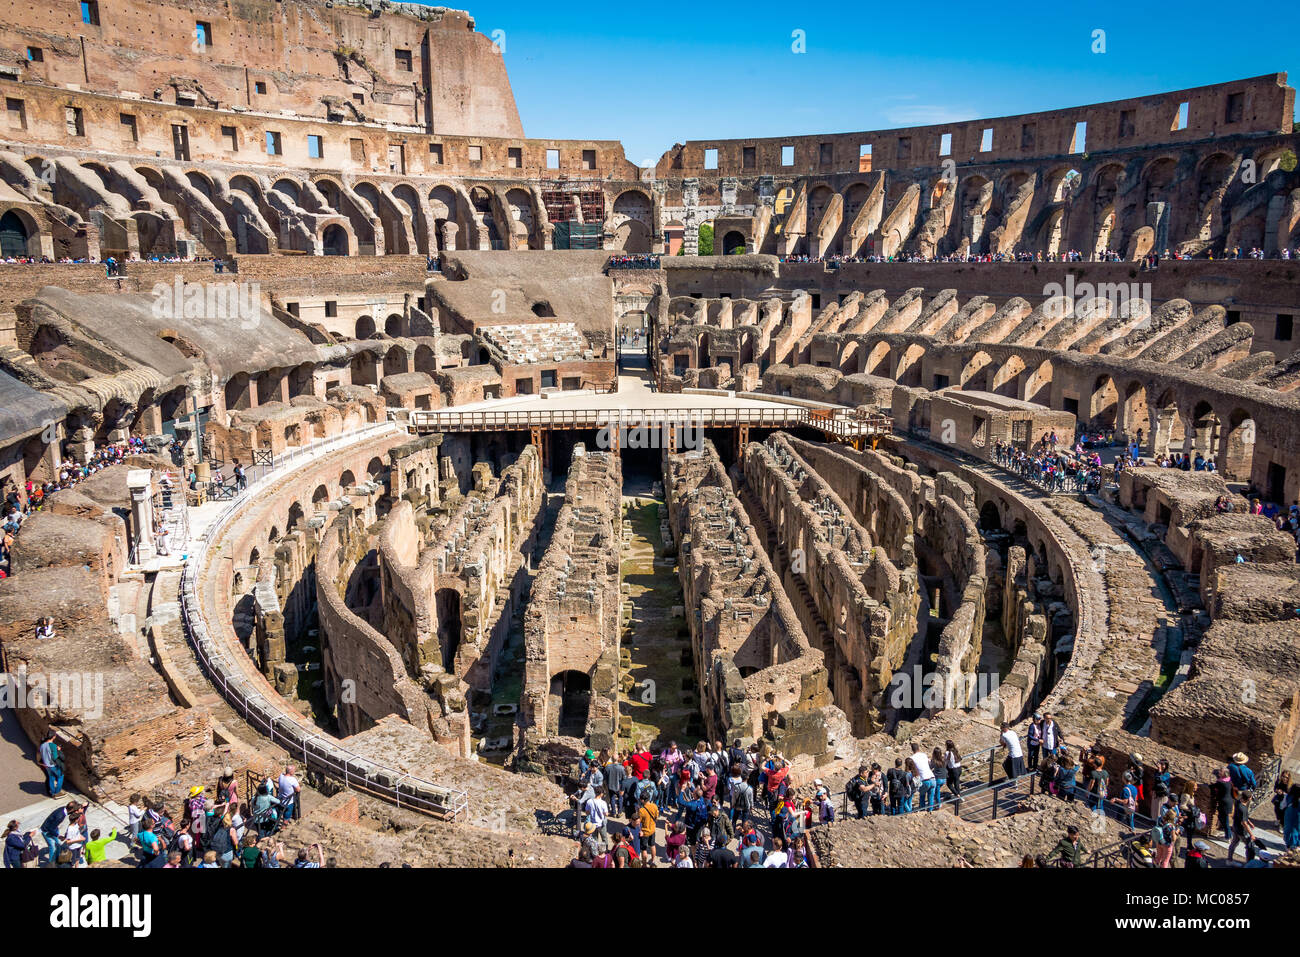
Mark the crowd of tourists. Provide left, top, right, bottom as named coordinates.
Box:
left=567, top=739, right=822, bottom=867
left=565, top=724, right=1296, bottom=868
left=991, top=434, right=1106, bottom=494
left=608, top=254, right=661, bottom=269
left=7, top=763, right=326, bottom=869
left=0, top=438, right=158, bottom=579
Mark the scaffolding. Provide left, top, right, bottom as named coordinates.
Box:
left=540, top=179, right=606, bottom=227
left=152, top=469, right=191, bottom=558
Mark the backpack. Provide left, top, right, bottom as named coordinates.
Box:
left=154, top=818, right=179, bottom=853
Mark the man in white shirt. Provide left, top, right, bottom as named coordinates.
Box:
left=583, top=790, right=609, bottom=847
left=762, top=837, right=789, bottom=868
left=1000, top=723, right=1025, bottom=779
left=909, top=742, right=938, bottom=811
left=277, top=764, right=301, bottom=822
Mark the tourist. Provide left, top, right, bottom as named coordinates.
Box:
left=38, top=729, right=63, bottom=797
left=1053, top=825, right=1084, bottom=867
left=3, top=821, right=37, bottom=869
left=278, top=764, right=302, bottom=821
left=943, top=741, right=963, bottom=800
left=999, top=722, right=1025, bottom=779
left=1026, top=714, right=1043, bottom=770
left=910, top=742, right=938, bottom=811
left=83, top=827, right=117, bottom=865
left=1226, top=790, right=1257, bottom=865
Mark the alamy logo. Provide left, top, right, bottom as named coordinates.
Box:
left=2, top=671, right=103, bottom=719
left=151, top=278, right=262, bottom=329
left=1041, top=274, right=1150, bottom=320
left=50, top=888, right=151, bottom=937
left=888, top=665, right=1000, bottom=715
left=596, top=415, right=704, bottom=452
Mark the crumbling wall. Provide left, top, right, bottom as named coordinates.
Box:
left=517, top=445, right=622, bottom=760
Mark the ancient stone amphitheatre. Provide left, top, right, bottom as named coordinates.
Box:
left=0, top=0, right=1297, bottom=871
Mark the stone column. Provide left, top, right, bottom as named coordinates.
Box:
left=127, top=469, right=156, bottom=563
left=440, top=221, right=458, bottom=252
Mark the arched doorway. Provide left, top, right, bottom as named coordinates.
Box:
left=721, top=230, right=747, bottom=255
left=322, top=224, right=348, bottom=256
left=0, top=210, right=33, bottom=257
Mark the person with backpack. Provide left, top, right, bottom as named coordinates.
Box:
left=1226, top=789, right=1257, bottom=865
left=730, top=771, right=754, bottom=828
left=1151, top=759, right=1172, bottom=822
left=1120, top=772, right=1140, bottom=831
left=1210, top=768, right=1235, bottom=839
left=1150, top=810, right=1177, bottom=868
left=886, top=758, right=908, bottom=815
left=1227, top=753, right=1257, bottom=792
left=676, top=787, right=709, bottom=845
left=251, top=777, right=281, bottom=838
left=40, top=801, right=78, bottom=866
left=207, top=812, right=238, bottom=867
left=38, top=730, right=64, bottom=798
left=136, top=818, right=163, bottom=866
left=3, top=821, right=36, bottom=869
left=846, top=765, right=873, bottom=818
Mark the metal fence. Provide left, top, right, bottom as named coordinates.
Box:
left=177, top=420, right=469, bottom=821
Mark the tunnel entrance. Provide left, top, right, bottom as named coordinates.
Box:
left=553, top=670, right=591, bottom=738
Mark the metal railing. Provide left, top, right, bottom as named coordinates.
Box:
left=406, top=404, right=893, bottom=437
left=177, top=419, right=470, bottom=821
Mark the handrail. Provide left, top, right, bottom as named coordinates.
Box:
left=405, top=404, right=893, bottom=437
left=177, top=419, right=470, bottom=822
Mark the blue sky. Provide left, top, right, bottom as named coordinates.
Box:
left=426, top=0, right=1297, bottom=165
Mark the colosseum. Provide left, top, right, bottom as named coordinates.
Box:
left=0, top=0, right=1297, bottom=873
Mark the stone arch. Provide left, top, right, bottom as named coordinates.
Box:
left=286, top=501, right=305, bottom=532
left=838, top=339, right=861, bottom=375
left=339, top=469, right=356, bottom=489
left=1089, top=374, right=1119, bottom=429
left=1153, top=388, right=1185, bottom=454
left=1222, top=409, right=1256, bottom=480
left=1021, top=359, right=1054, bottom=406
left=1190, top=152, right=1235, bottom=246
left=414, top=343, right=436, bottom=374
left=720, top=230, right=747, bottom=256
left=224, top=371, right=252, bottom=412
left=350, top=350, right=378, bottom=386
left=382, top=346, right=409, bottom=377
left=321, top=222, right=350, bottom=256
left=384, top=313, right=405, bottom=337
left=978, top=500, right=1004, bottom=532
left=1190, top=401, right=1220, bottom=459
left=312, top=484, right=330, bottom=506
left=391, top=183, right=428, bottom=254
left=864, top=341, right=892, bottom=377
left=1121, top=380, right=1149, bottom=444
left=354, top=315, right=376, bottom=340
left=992, top=355, right=1027, bottom=398
left=272, top=178, right=301, bottom=205
left=0, top=207, right=41, bottom=257
left=960, top=351, right=995, bottom=391
left=956, top=175, right=993, bottom=253
left=229, top=174, right=263, bottom=203
left=896, top=343, right=926, bottom=387
left=1090, top=163, right=1126, bottom=256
